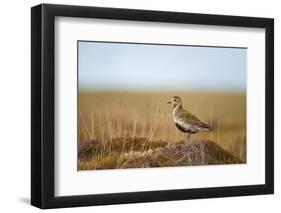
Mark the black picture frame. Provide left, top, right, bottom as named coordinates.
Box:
left=31, top=3, right=274, bottom=209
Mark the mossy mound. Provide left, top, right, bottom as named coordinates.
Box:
left=78, top=139, right=243, bottom=170
left=118, top=141, right=243, bottom=169
left=78, top=137, right=168, bottom=160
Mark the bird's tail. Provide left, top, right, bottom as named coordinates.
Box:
left=199, top=123, right=213, bottom=132
left=202, top=126, right=213, bottom=132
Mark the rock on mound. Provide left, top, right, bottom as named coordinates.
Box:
left=119, top=141, right=243, bottom=168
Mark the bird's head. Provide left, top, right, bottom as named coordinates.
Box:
left=167, top=96, right=182, bottom=108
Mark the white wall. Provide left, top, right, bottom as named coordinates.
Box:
left=0, top=0, right=279, bottom=212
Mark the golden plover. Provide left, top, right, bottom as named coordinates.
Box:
left=167, top=96, right=212, bottom=142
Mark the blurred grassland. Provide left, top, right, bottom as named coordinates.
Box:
left=78, top=91, right=246, bottom=170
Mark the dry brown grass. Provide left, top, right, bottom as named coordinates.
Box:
left=78, top=91, right=246, bottom=170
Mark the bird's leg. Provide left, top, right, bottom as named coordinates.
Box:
left=187, top=133, right=191, bottom=143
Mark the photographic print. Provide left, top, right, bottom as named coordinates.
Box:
left=78, top=41, right=247, bottom=170
left=31, top=4, right=273, bottom=208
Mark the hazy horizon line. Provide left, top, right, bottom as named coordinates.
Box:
left=79, top=88, right=246, bottom=94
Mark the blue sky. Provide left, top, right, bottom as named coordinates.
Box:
left=78, top=41, right=246, bottom=92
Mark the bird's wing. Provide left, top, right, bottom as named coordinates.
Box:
left=181, top=109, right=211, bottom=129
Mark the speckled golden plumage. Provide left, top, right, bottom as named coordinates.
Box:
left=167, top=96, right=212, bottom=141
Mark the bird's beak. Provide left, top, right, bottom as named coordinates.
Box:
left=167, top=101, right=171, bottom=104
